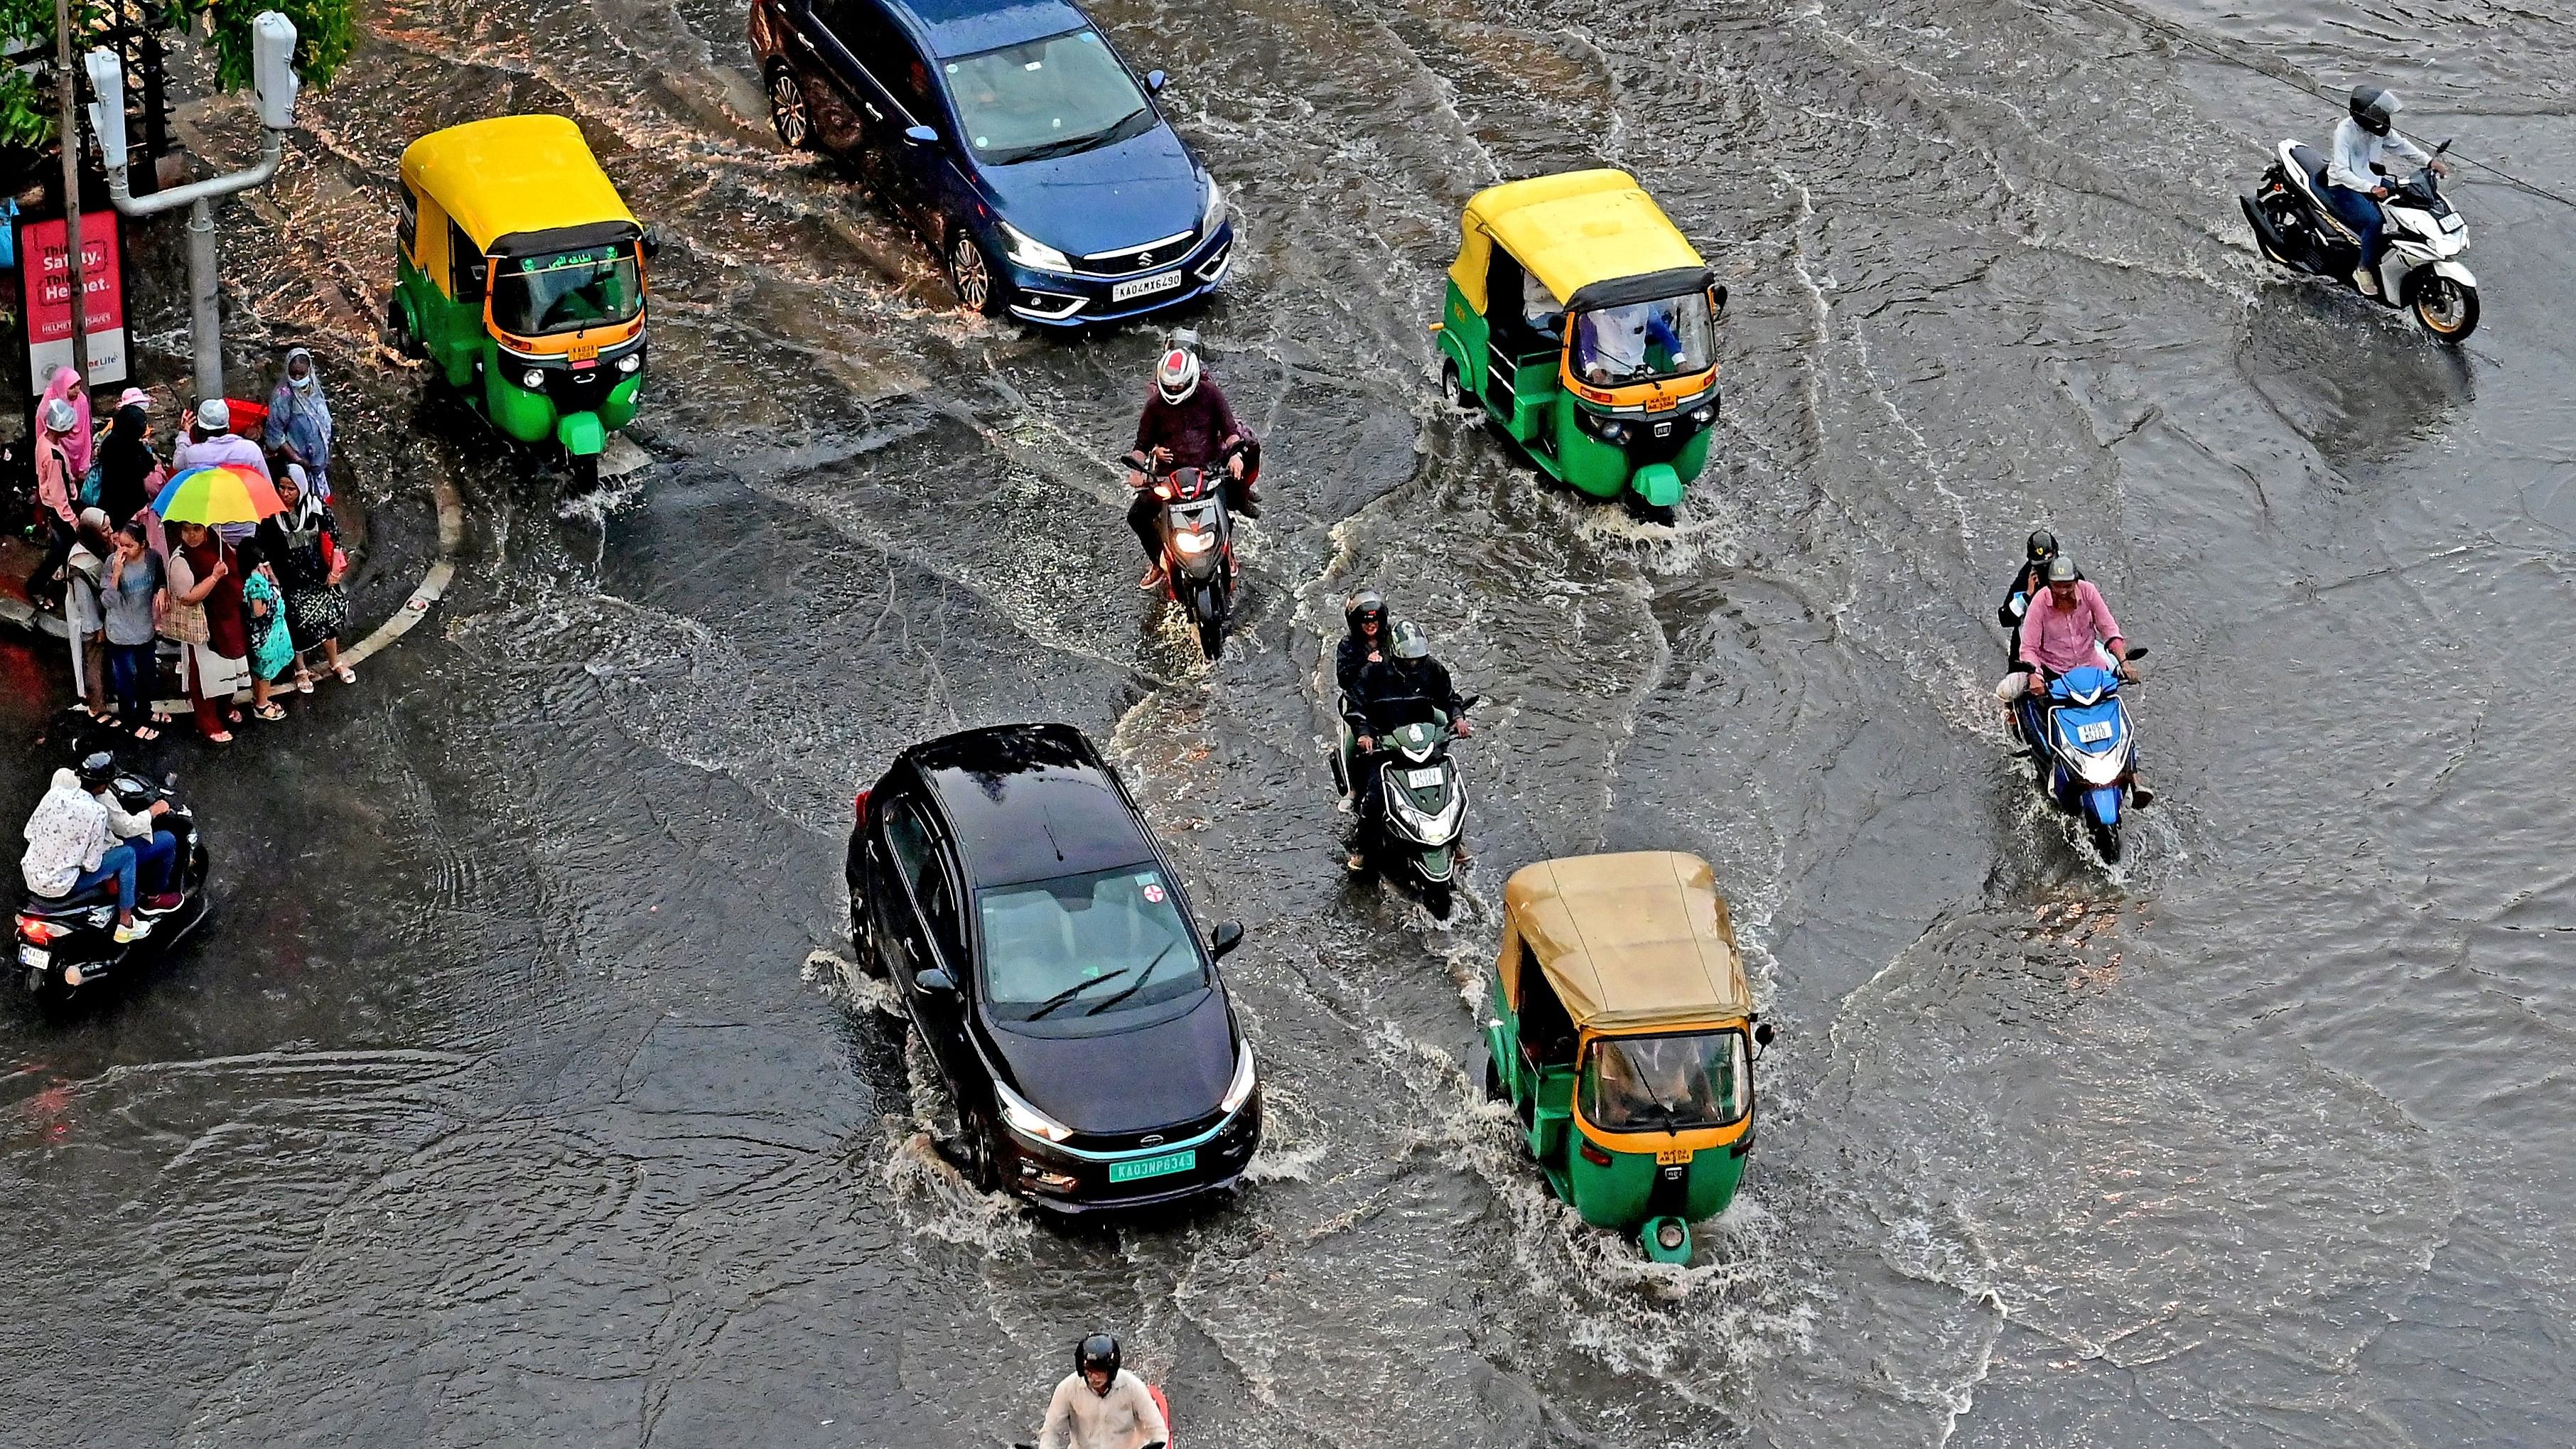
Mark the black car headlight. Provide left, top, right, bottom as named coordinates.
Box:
left=1219, top=1040, right=1257, bottom=1114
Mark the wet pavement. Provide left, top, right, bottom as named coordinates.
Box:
left=5, top=0, right=2575, bottom=1443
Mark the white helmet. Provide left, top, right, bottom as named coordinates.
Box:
left=1155, top=346, right=1200, bottom=405
left=195, top=397, right=231, bottom=432
left=41, top=398, right=77, bottom=433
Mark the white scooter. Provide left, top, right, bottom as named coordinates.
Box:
left=2241, top=138, right=2477, bottom=343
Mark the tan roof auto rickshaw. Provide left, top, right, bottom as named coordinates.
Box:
left=1482, top=851, right=1772, bottom=1261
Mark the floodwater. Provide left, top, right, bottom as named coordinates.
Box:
left=4, top=0, right=2573, bottom=1440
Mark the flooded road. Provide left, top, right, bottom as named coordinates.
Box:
left=5, top=0, right=2575, bottom=1441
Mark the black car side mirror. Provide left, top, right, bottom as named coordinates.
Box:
left=902, top=124, right=937, bottom=147
left=917, top=966, right=956, bottom=993
left=1209, top=920, right=1245, bottom=959
left=1146, top=70, right=1168, bottom=94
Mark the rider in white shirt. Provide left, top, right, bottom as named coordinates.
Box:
left=2322, top=83, right=2444, bottom=296
left=1037, top=1335, right=1168, bottom=1449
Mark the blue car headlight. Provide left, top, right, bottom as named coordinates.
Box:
left=1201, top=177, right=1226, bottom=232
left=998, top=220, right=1071, bottom=274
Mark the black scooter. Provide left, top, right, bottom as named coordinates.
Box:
left=15, top=770, right=210, bottom=1000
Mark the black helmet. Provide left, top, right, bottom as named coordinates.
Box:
left=2044, top=554, right=2079, bottom=584
left=1389, top=620, right=1430, bottom=660
left=76, top=751, right=117, bottom=790
left=2350, top=84, right=2400, bottom=137
left=1076, top=1333, right=1121, bottom=1390
left=1344, top=588, right=1386, bottom=637
left=2025, top=529, right=2058, bottom=564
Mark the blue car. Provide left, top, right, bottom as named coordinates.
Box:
left=749, top=0, right=1233, bottom=325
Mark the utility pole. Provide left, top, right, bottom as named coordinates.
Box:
left=86, top=13, right=298, bottom=404
left=55, top=0, right=88, bottom=378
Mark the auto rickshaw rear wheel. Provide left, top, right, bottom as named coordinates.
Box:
left=1482, top=1052, right=1505, bottom=1103
left=1440, top=358, right=1470, bottom=409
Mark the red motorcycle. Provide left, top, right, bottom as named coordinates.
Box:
left=1126, top=439, right=1256, bottom=659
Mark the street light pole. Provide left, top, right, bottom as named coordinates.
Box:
left=85, top=13, right=299, bottom=404
left=55, top=0, right=88, bottom=379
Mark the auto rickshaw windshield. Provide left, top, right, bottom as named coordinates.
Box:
left=1580, top=1029, right=1748, bottom=1131
left=1570, top=292, right=1715, bottom=387
left=493, top=243, right=644, bottom=336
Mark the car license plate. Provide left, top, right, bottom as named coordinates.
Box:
left=1406, top=767, right=1444, bottom=787
left=1108, top=1149, right=1196, bottom=1183
left=1112, top=269, right=1185, bottom=303
left=17, top=946, right=48, bottom=969
left=2076, top=721, right=2114, bottom=744
left=1656, top=1146, right=1693, bottom=1165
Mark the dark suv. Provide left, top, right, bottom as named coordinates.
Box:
left=847, top=723, right=1260, bottom=1208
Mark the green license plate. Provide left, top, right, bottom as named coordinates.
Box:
left=1108, top=1149, right=1197, bottom=1184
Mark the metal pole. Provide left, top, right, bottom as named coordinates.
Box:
left=185, top=197, right=220, bottom=401
left=54, top=0, right=88, bottom=379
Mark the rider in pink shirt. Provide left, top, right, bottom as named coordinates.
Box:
left=2017, top=556, right=2130, bottom=679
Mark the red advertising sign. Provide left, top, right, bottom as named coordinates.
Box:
left=19, top=212, right=129, bottom=392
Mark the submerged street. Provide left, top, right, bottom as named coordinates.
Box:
left=5, top=0, right=2575, bottom=1442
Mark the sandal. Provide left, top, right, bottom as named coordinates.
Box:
left=293, top=672, right=315, bottom=694
left=252, top=703, right=286, bottom=722
left=205, top=731, right=233, bottom=745
left=131, top=724, right=160, bottom=742
left=335, top=665, right=357, bottom=684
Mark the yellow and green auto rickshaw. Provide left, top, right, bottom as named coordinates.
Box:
left=389, top=115, right=654, bottom=488
left=1482, top=851, right=1772, bottom=1262
left=1434, top=170, right=1726, bottom=521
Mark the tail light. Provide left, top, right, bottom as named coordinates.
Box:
left=853, top=787, right=872, bottom=824
left=1578, top=1140, right=1613, bottom=1167
left=17, top=915, right=63, bottom=944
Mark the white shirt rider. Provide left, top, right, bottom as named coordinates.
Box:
left=2326, top=114, right=2431, bottom=194
left=1038, top=1367, right=1167, bottom=1449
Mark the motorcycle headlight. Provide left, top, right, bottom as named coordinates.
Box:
left=1201, top=177, right=1227, bottom=232
left=998, top=220, right=1071, bottom=273
left=994, top=1079, right=1074, bottom=1143
left=1172, top=531, right=1213, bottom=554
left=519, top=368, right=546, bottom=389
left=1220, top=1040, right=1257, bottom=1114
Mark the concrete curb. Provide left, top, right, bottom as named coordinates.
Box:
left=4, top=470, right=465, bottom=717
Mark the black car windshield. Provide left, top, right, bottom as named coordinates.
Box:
left=979, top=864, right=1205, bottom=1022
left=1579, top=1030, right=1750, bottom=1131
left=1570, top=292, right=1716, bottom=386
left=492, top=244, right=643, bottom=336
left=943, top=29, right=1154, bottom=166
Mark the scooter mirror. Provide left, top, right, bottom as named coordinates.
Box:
left=2126, top=645, right=2150, bottom=660
left=1209, top=920, right=1245, bottom=959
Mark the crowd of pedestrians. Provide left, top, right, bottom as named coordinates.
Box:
left=32, top=349, right=355, bottom=748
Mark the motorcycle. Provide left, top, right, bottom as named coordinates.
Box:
left=1126, top=443, right=1251, bottom=661
left=2010, top=656, right=2145, bottom=864
left=1334, top=694, right=1475, bottom=916
left=14, top=770, right=210, bottom=1000
left=2241, top=137, right=2477, bottom=343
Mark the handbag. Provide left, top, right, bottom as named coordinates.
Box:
left=163, top=596, right=208, bottom=645
left=77, top=458, right=102, bottom=509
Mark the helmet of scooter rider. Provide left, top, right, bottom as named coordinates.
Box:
left=1389, top=619, right=1431, bottom=659
left=76, top=750, right=117, bottom=790
left=2349, top=83, right=2400, bottom=137
left=1155, top=346, right=1200, bottom=405
left=2025, top=529, right=2058, bottom=564
left=2043, top=554, right=2079, bottom=585
left=1344, top=588, right=1386, bottom=637
left=1075, top=1333, right=1121, bottom=1392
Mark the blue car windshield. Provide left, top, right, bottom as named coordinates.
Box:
left=943, top=30, right=1155, bottom=166
left=978, top=865, right=1206, bottom=1022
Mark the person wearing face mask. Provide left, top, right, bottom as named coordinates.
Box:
left=28, top=395, right=84, bottom=608
left=264, top=347, right=335, bottom=501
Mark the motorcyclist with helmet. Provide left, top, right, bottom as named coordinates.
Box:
left=19, top=751, right=178, bottom=945
left=1124, top=335, right=1259, bottom=591
left=1036, top=1333, right=1168, bottom=1449
left=1997, top=529, right=2078, bottom=684
left=1335, top=588, right=1388, bottom=701
left=1342, top=619, right=1472, bottom=871
left=2326, top=83, right=2447, bottom=297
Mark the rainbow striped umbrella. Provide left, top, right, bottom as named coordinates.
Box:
left=152, top=464, right=286, bottom=526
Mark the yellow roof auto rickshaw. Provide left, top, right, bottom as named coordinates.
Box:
left=388, top=115, right=657, bottom=488
left=1433, top=171, right=1725, bottom=522
left=1482, top=851, right=1772, bottom=1261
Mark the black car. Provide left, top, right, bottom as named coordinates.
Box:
left=847, top=723, right=1259, bottom=1208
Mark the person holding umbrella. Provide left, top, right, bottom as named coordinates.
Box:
left=154, top=463, right=284, bottom=745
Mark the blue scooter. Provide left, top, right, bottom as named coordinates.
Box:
left=2012, top=652, right=2147, bottom=863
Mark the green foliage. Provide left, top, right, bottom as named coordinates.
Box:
left=0, top=0, right=353, bottom=148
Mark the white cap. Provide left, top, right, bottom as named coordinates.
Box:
left=195, top=397, right=230, bottom=431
